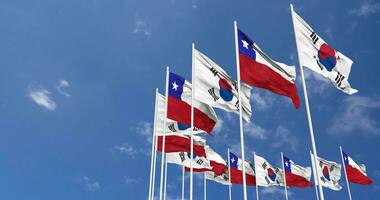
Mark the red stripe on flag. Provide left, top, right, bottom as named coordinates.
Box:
left=345, top=166, right=373, bottom=185
left=285, top=172, right=312, bottom=188
left=167, top=96, right=216, bottom=133
left=230, top=168, right=256, bottom=186
left=239, top=54, right=300, bottom=108
left=156, top=135, right=206, bottom=157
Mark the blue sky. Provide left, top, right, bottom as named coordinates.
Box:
left=0, top=0, right=379, bottom=199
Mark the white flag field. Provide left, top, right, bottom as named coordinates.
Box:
left=254, top=154, right=284, bottom=187
left=311, top=153, right=342, bottom=191
left=292, top=9, right=357, bottom=95
left=166, top=151, right=211, bottom=169
left=193, top=48, right=252, bottom=121
left=155, top=92, right=203, bottom=136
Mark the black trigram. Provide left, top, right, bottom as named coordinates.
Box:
left=179, top=152, right=186, bottom=162
left=262, top=162, right=267, bottom=170
left=208, top=88, right=219, bottom=102
left=335, top=72, right=345, bottom=88
left=234, top=100, right=240, bottom=110
left=209, top=67, right=219, bottom=76
left=168, top=124, right=177, bottom=132
left=265, top=176, right=271, bottom=184
left=310, top=32, right=319, bottom=44
left=196, top=159, right=204, bottom=165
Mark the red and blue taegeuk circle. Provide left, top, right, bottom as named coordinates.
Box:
left=317, top=43, right=337, bottom=71
left=267, top=168, right=277, bottom=181
left=218, top=78, right=234, bottom=102
left=322, top=166, right=331, bottom=181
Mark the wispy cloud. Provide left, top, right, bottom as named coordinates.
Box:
left=261, top=187, right=292, bottom=197
left=124, top=176, right=141, bottom=184
left=301, top=68, right=330, bottom=95
left=56, top=79, right=71, bottom=97
left=83, top=176, right=100, bottom=191
left=349, top=1, right=380, bottom=16
left=136, top=122, right=153, bottom=143
left=272, top=126, right=299, bottom=152
left=29, top=88, right=56, bottom=111
left=114, top=143, right=138, bottom=158
left=191, top=0, right=198, bottom=9
left=212, top=118, right=224, bottom=135
left=328, top=96, right=380, bottom=135
left=251, top=90, right=275, bottom=111
left=244, top=122, right=269, bottom=140
left=133, top=19, right=152, bottom=37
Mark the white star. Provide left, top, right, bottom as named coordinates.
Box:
left=231, top=157, right=235, bottom=163
left=285, top=161, right=289, bottom=167
left=172, top=81, right=178, bottom=91
left=241, top=40, right=249, bottom=49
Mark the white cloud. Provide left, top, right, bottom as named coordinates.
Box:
left=328, top=96, right=380, bottom=135
left=261, top=187, right=292, bottom=197
left=136, top=122, right=153, bottom=143
left=350, top=1, right=380, bottom=16
left=301, top=69, right=330, bottom=95
left=324, top=28, right=334, bottom=40
left=244, top=122, right=269, bottom=140
left=124, top=177, right=141, bottom=184
left=83, top=176, right=100, bottom=191
left=56, top=79, right=71, bottom=97
left=251, top=91, right=274, bottom=111
left=191, top=0, right=198, bottom=9
left=212, top=118, right=224, bottom=135
left=133, top=19, right=152, bottom=37
left=272, top=126, right=298, bottom=152
left=115, top=143, right=138, bottom=158
left=29, top=88, right=56, bottom=111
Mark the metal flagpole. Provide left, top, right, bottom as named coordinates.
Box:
left=190, top=43, right=195, bottom=200
left=290, top=4, right=324, bottom=200
left=228, top=148, right=232, bottom=200
left=182, top=166, right=185, bottom=200
left=204, top=172, right=207, bottom=200
left=159, top=67, right=170, bottom=200
left=233, top=20, right=248, bottom=200
left=164, top=158, right=168, bottom=200
left=310, top=151, right=320, bottom=200
left=151, top=129, right=158, bottom=200
left=281, top=152, right=289, bottom=200
left=340, top=146, right=353, bottom=200
left=149, top=89, right=159, bottom=200
left=254, top=152, right=259, bottom=200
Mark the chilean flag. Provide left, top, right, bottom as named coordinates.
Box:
left=342, top=150, right=373, bottom=185
left=238, top=29, right=300, bottom=108
left=283, top=155, right=312, bottom=188
left=229, top=152, right=256, bottom=186
left=156, top=134, right=206, bottom=157
left=167, top=72, right=217, bottom=133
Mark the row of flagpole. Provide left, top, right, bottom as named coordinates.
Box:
left=147, top=4, right=365, bottom=200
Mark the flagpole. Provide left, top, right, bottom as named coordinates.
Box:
left=182, top=166, right=185, bottom=200
left=159, top=66, right=170, bottom=200
left=234, top=20, right=248, bottom=200
left=340, top=146, right=353, bottom=200
left=151, top=123, right=158, bottom=200
left=190, top=42, right=195, bottom=200
left=254, top=152, right=259, bottom=200
left=290, top=4, right=324, bottom=200
left=281, top=152, right=289, bottom=200
left=228, top=148, right=232, bottom=200
left=148, top=89, right=159, bottom=200
left=204, top=172, right=207, bottom=200
left=310, top=151, right=320, bottom=200
left=164, top=158, right=168, bottom=200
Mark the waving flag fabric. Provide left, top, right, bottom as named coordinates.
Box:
left=255, top=154, right=284, bottom=187
left=166, top=151, right=211, bottom=170
left=342, top=150, right=373, bottom=185
left=238, top=29, right=300, bottom=108
left=291, top=9, right=357, bottom=95
left=156, top=134, right=206, bottom=157
left=193, top=48, right=252, bottom=121
left=155, top=92, right=203, bottom=136
left=185, top=146, right=227, bottom=176
left=168, top=72, right=218, bottom=133
left=311, top=153, right=342, bottom=191
left=229, top=152, right=256, bottom=186
left=283, top=155, right=312, bottom=187
left=206, top=169, right=230, bottom=185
